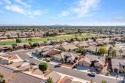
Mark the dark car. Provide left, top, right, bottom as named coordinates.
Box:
left=88, top=72, right=96, bottom=77
left=54, top=64, right=61, bottom=68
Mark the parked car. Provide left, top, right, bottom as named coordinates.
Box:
left=54, top=64, right=61, bottom=68
left=30, top=62, right=37, bottom=65
left=88, top=72, right=96, bottom=77
left=23, top=59, right=29, bottom=62
left=29, top=56, right=33, bottom=58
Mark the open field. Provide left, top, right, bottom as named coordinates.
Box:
left=0, top=33, right=100, bottom=45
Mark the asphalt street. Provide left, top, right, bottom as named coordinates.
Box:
left=9, top=49, right=121, bottom=83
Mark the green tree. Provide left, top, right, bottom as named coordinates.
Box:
left=39, top=62, right=48, bottom=73
left=119, top=49, right=123, bottom=56
left=16, top=38, right=22, bottom=43
left=46, top=77, right=53, bottom=83
left=28, top=37, right=32, bottom=42
left=98, top=46, right=106, bottom=56
left=108, top=46, right=113, bottom=56
left=82, top=49, right=87, bottom=56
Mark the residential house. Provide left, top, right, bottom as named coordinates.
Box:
left=86, top=55, right=105, bottom=68
left=42, top=48, right=61, bottom=57
left=59, top=44, right=78, bottom=51
left=0, top=64, right=21, bottom=83
left=58, top=76, right=72, bottom=83
left=61, top=52, right=78, bottom=64
left=111, top=59, right=125, bottom=73
left=45, top=71, right=62, bottom=83
left=9, top=72, right=45, bottom=83
left=78, top=56, right=91, bottom=67
left=77, top=42, right=89, bottom=48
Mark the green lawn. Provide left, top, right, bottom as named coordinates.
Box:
left=0, top=33, right=100, bottom=45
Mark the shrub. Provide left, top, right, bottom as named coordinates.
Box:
left=101, top=80, right=107, bottom=83
left=8, top=46, right=13, bottom=51
left=16, top=38, right=22, bottom=43
left=9, top=61, right=13, bottom=64
left=33, top=43, right=40, bottom=47
left=39, top=62, right=48, bottom=73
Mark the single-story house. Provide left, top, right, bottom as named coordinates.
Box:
left=78, top=56, right=91, bottom=67
left=42, top=49, right=61, bottom=56
left=87, top=45, right=98, bottom=52
left=61, top=52, right=79, bottom=63
left=86, top=55, right=105, bottom=68
left=58, top=76, right=72, bottom=83
left=45, top=71, right=62, bottom=83
left=77, top=42, right=89, bottom=48
left=111, top=59, right=125, bottom=72
left=9, top=72, right=45, bottom=83
left=0, top=64, right=21, bottom=83
left=59, top=44, right=78, bottom=51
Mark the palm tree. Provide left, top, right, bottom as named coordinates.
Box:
left=119, top=49, right=123, bottom=56
left=108, top=46, right=113, bottom=56
left=46, top=77, right=53, bottom=83
left=112, top=50, right=116, bottom=57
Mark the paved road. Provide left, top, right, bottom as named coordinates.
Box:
left=9, top=49, right=121, bottom=83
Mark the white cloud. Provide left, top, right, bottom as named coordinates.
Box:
left=15, top=0, right=31, bottom=8
left=5, top=5, right=24, bottom=14
left=5, top=5, right=41, bottom=18
left=57, top=0, right=100, bottom=18
left=59, top=11, right=69, bottom=17
left=3, top=0, right=11, bottom=4
left=73, top=0, right=100, bottom=17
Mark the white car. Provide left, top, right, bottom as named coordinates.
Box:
left=88, top=72, right=96, bottom=77
left=23, top=59, right=29, bottom=62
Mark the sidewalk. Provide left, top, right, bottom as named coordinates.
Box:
left=57, top=72, right=90, bottom=83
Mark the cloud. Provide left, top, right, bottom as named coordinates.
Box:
left=3, top=0, right=11, bottom=4
left=57, top=0, right=100, bottom=18
left=58, top=11, right=69, bottom=17
left=5, top=5, right=41, bottom=18
left=72, top=0, right=100, bottom=17
left=15, top=0, right=31, bottom=8
left=5, top=5, right=24, bottom=14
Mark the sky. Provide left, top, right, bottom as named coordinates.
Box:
left=0, top=0, right=125, bottom=26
